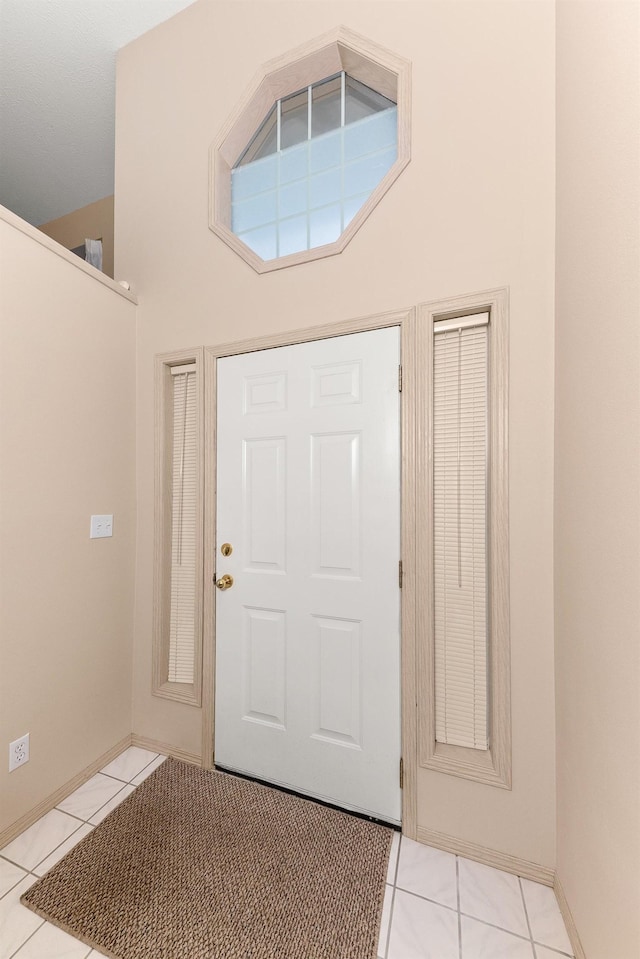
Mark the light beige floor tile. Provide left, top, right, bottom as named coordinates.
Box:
left=13, top=920, right=92, bottom=958
left=130, top=754, right=166, bottom=786
left=386, top=832, right=400, bottom=884
left=33, top=824, right=93, bottom=877
left=0, top=856, right=27, bottom=898
left=0, top=811, right=82, bottom=871
left=521, top=879, right=574, bottom=955
left=377, top=883, right=393, bottom=958
left=461, top=916, right=535, bottom=958
left=89, top=784, right=135, bottom=825
left=396, top=837, right=457, bottom=909
left=56, top=774, right=125, bottom=821
left=388, top=890, right=459, bottom=959
left=100, top=746, right=159, bottom=784
left=459, top=858, right=529, bottom=938
left=0, top=875, right=42, bottom=959
left=535, top=945, right=574, bottom=958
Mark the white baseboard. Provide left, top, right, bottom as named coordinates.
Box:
left=554, top=875, right=587, bottom=959
left=0, top=735, right=132, bottom=849
left=415, top=825, right=555, bottom=886
left=130, top=734, right=201, bottom=767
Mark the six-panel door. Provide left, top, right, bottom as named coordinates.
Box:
left=214, top=327, right=401, bottom=822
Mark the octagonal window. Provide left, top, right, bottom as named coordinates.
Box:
left=231, top=73, right=397, bottom=261
left=210, top=28, right=411, bottom=273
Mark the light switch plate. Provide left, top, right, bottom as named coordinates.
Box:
left=90, top=514, right=113, bottom=538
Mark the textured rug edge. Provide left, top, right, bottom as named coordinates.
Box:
left=19, top=895, right=122, bottom=959
left=18, top=760, right=170, bottom=959
left=20, top=758, right=393, bottom=959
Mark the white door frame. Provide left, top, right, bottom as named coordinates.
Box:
left=201, top=308, right=418, bottom=836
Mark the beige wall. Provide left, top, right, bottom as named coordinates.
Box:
left=555, top=3, right=640, bottom=957
left=116, top=0, right=557, bottom=867
left=38, top=195, right=115, bottom=280
left=0, top=209, right=136, bottom=835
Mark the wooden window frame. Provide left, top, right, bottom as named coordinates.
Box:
left=152, top=348, right=205, bottom=706
left=209, top=26, right=411, bottom=273
left=417, top=289, right=511, bottom=788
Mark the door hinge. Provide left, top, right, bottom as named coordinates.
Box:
left=399, top=560, right=403, bottom=588
left=399, top=757, right=404, bottom=789
left=398, top=364, right=403, bottom=392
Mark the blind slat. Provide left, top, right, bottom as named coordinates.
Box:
left=168, top=370, right=197, bottom=685
left=433, top=325, right=489, bottom=750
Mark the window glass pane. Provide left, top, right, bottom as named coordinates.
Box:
left=279, top=142, right=308, bottom=184
left=310, top=127, right=342, bottom=174
left=279, top=179, right=307, bottom=219
left=232, top=155, right=277, bottom=200
left=278, top=214, right=309, bottom=256
left=311, top=75, right=342, bottom=137
left=343, top=191, right=372, bottom=227
left=280, top=89, right=309, bottom=150
left=309, top=203, right=342, bottom=247
left=345, top=75, right=395, bottom=124
left=239, top=105, right=277, bottom=164
left=344, top=108, right=397, bottom=162
left=238, top=223, right=278, bottom=260
left=309, top=168, right=341, bottom=210
left=343, top=146, right=396, bottom=197
left=231, top=190, right=277, bottom=234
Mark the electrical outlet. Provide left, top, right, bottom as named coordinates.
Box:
left=9, top=733, right=29, bottom=772
left=90, top=514, right=113, bottom=539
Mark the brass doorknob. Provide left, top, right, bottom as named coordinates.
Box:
left=215, top=574, right=234, bottom=591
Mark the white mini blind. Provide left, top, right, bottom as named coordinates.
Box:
left=168, top=365, right=197, bottom=684
left=433, top=314, right=489, bottom=750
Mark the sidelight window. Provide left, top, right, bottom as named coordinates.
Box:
left=153, top=351, right=204, bottom=706
left=418, top=290, right=511, bottom=789
left=433, top=316, right=489, bottom=750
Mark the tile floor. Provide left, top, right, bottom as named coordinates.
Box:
left=380, top=833, right=574, bottom=959
left=0, top=747, right=574, bottom=959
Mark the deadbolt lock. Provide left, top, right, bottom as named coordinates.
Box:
left=215, top=574, right=234, bottom=591
left=220, top=543, right=233, bottom=557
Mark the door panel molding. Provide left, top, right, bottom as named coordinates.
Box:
left=202, top=308, right=417, bottom=835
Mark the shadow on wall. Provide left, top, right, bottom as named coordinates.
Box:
left=38, top=195, right=114, bottom=278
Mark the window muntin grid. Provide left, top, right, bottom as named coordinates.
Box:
left=231, top=73, right=397, bottom=261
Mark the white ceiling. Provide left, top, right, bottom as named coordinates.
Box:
left=0, top=0, right=198, bottom=226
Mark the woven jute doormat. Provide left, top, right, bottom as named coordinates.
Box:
left=21, top=757, right=393, bottom=959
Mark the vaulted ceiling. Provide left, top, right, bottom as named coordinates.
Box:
left=0, top=0, right=197, bottom=226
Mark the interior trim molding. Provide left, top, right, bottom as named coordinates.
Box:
left=0, top=735, right=132, bottom=850
left=416, top=825, right=555, bottom=886
left=130, top=735, right=201, bottom=767
left=554, top=876, right=587, bottom=959
left=0, top=204, right=137, bottom=303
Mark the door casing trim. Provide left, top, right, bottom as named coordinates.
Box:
left=202, top=307, right=418, bottom=837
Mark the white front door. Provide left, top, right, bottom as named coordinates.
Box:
left=214, top=327, right=401, bottom=822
